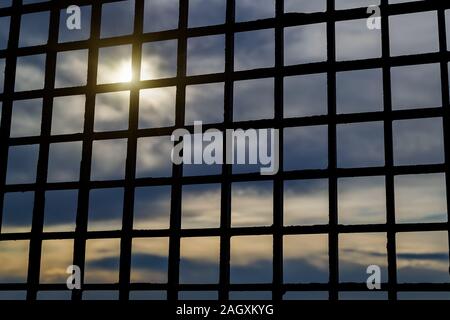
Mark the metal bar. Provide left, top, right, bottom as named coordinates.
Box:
left=381, top=0, right=398, bottom=301
left=218, top=0, right=235, bottom=302
left=437, top=4, right=450, bottom=285
left=25, top=0, right=60, bottom=301
left=71, top=0, right=102, bottom=301
left=167, top=0, right=188, bottom=302
left=326, top=0, right=339, bottom=301
left=117, top=0, right=144, bottom=301
left=273, top=0, right=284, bottom=302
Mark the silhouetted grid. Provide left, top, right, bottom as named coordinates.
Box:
left=0, top=0, right=449, bottom=301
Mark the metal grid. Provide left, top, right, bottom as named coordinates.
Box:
left=0, top=0, right=448, bottom=302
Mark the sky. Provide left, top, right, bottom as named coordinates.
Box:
left=0, top=0, right=449, bottom=301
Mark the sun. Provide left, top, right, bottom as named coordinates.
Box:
left=115, top=60, right=133, bottom=83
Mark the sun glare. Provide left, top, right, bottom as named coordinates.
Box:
left=115, top=60, right=133, bottom=83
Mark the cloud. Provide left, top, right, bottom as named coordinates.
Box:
left=134, top=185, right=171, bottom=229
left=343, top=248, right=449, bottom=262
left=55, top=49, right=88, bottom=88
left=182, top=184, right=221, bottom=229
left=393, top=117, right=445, bottom=166
left=15, top=54, right=46, bottom=92
left=139, top=86, right=176, bottom=129
left=0, top=241, right=29, bottom=283
left=143, top=0, right=179, bottom=32
left=136, top=136, right=173, bottom=178
left=187, top=35, right=225, bottom=76
left=94, top=91, right=130, bottom=132
left=91, top=139, right=127, bottom=181
left=235, top=0, right=275, bottom=22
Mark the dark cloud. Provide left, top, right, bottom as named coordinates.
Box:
left=397, top=253, right=449, bottom=262
left=144, top=0, right=179, bottom=33
left=19, top=11, right=50, bottom=48
left=284, top=125, right=328, bottom=171
left=87, top=253, right=167, bottom=272
left=230, top=259, right=272, bottom=284
left=284, top=258, right=329, bottom=283
left=44, top=189, right=78, bottom=226
left=2, top=192, right=34, bottom=229
left=0, top=16, right=10, bottom=50
left=88, top=188, right=124, bottom=222
left=337, top=121, right=385, bottom=168
left=188, top=0, right=226, bottom=27
left=398, top=266, right=450, bottom=284
left=100, top=0, right=134, bottom=39
left=343, top=248, right=449, bottom=262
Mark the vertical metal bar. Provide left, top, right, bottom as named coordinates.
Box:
left=273, top=0, right=284, bottom=302
left=118, top=0, right=144, bottom=301
left=167, top=0, right=188, bottom=302
left=381, top=0, right=398, bottom=301
left=219, top=0, right=235, bottom=302
left=26, top=0, right=60, bottom=300
left=0, top=0, right=21, bottom=236
left=326, top=0, right=339, bottom=301
left=72, top=0, right=102, bottom=301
